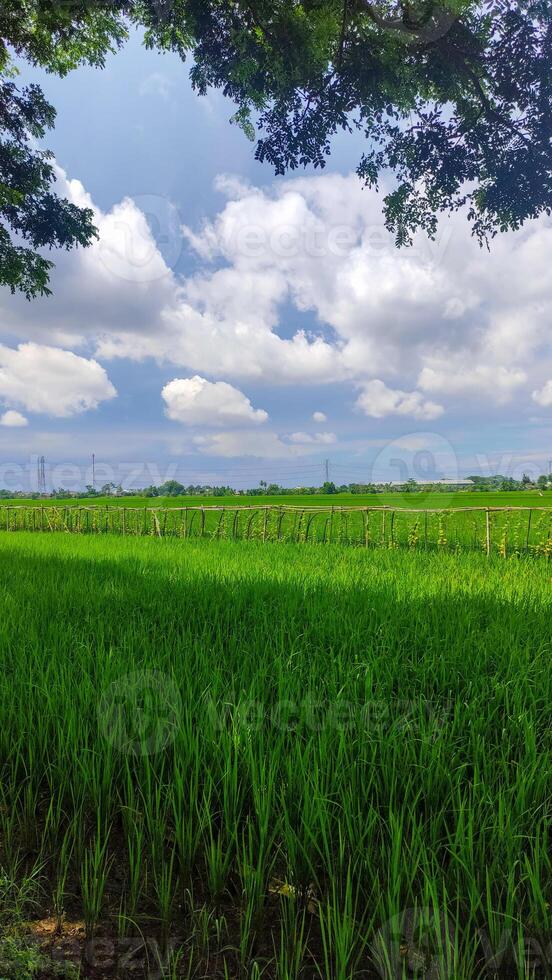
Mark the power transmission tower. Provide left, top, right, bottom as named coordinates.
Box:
left=37, top=456, right=46, bottom=494
left=92, top=453, right=96, bottom=489
left=324, top=458, right=330, bottom=483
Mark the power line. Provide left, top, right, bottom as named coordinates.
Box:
left=40, top=460, right=325, bottom=478
left=19, top=455, right=361, bottom=492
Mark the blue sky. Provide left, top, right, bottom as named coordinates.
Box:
left=1, top=29, right=551, bottom=492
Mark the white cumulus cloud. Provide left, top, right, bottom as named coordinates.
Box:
left=162, top=376, right=268, bottom=426
left=532, top=380, right=552, bottom=407
left=3, top=167, right=552, bottom=428
left=312, top=411, right=327, bottom=422
left=194, top=430, right=293, bottom=458
left=418, top=355, right=527, bottom=403
left=0, top=343, right=116, bottom=417
left=356, top=380, right=444, bottom=421
left=0, top=409, right=28, bottom=427
left=288, top=431, right=337, bottom=444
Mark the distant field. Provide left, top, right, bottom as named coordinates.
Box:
left=4, top=489, right=552, bottom=508
left=1, top=533, right=551, bottom=977
left=2, top=491, right=552, bottom=556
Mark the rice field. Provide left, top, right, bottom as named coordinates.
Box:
left=5, top=490, right=552, bottom=509
left=1, top=531, right=552, bottom=978
left=2, top=501, right=552, bottom=558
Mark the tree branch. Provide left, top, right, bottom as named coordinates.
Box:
left=465, top=66, right=533, bottom=149
left=359, top=1, right=458, bottom=43
left=336, top=0, right=349, bottom=68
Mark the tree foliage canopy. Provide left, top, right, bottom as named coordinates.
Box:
left=1, top=0, right=551, bottom=298
left=156, top=0, right=551, bottom=244
left=0, top=1, right=128, bottom=297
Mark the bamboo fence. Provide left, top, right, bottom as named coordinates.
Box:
left=1, top=503, right=552, bottom=557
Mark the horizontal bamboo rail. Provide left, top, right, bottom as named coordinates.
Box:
left=1, top=504, right=552, bottom=558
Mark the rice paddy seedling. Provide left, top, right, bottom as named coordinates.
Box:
left=1, top=530, right=552, bottom=977
left=317, top=869, right=367, bottom=980
left=80, top=826, right=113, bottom=936
left=51, top=827, right=75, bottom=931
left=205, top=826, right=235, bottom=904
left=273, top=896, right=309, bottom=980
left=0, top=855, right=43, bottom=925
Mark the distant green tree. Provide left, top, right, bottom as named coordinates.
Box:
left=158, top=480, right=186, bottom=496
left=321, top=481, right=337, bottom=495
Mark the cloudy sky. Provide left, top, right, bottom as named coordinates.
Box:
left=1, top=29, right=551, bottom=492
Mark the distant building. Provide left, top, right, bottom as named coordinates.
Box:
left=387, top=479, right=475, bottom=487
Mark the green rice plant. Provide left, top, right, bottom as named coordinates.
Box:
left=238, top=889, right=259, bottom=976
left=318, top=869, right=367, bottom=980
left=205, top=828, right=234, bottom=902
left=80, top=826, right=113, bottom=936
left=273, top=896, right=308, bottom=980
left=151, top=843, right=178, bottom=942
left=1, top=532, right=552, bottom=975
left=171, top=759, right=206, bottom=881
left=51, top=826, right=75, bottom=930
left=121, top=806, right=146, bottom=919
left=0, top=856, right=43, bottom=924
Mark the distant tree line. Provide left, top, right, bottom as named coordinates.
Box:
left=2, top=474, right=552, bottom=500
left=466, top=474, right=552, bottom=492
